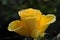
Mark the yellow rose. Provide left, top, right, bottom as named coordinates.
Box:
left=8, top=8, right=56, bottom=38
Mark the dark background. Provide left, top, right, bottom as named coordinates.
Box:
left=0, top=0, right=60, bottom=40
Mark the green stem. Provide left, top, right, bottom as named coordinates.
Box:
left=34, top=37, right=44, bottom=40
left=34, top=39, right=37, bottom=40
left=24, top=37, right=33, bottom=40
left=25, top=38, right=27, bottom=40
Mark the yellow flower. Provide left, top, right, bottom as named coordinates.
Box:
left=8, top=8, right=56, bottom=38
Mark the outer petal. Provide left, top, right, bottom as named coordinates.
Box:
left=40, top=14, right=56, bottom=26
left=8, top=20, right=23, bottom=31
left=8, top=20, right=29, bottom=36
left=39, top=14, right=56, bottom=35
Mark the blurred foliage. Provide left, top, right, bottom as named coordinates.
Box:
left=0, top=0, right=59, bottom=13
